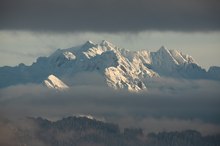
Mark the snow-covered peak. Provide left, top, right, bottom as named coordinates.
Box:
left=158, top=46, right=168, bottom=52
left=87, top=40, right=94, bottom=44
left=152, top=46, right=178, bottom=66
left=80, top=40, right=96, bottom=51
left=100, top=40, right=115, bottom=48
left=180, top=53, right=195, bottom=64
left=43, top=74, right=69, bottom=90
left=156, top=46, right=196, bottom=65
left=169, top=49, right=186, bottom=64
left=47, top=49, right=76, bottom=67
left=83, top=40, right=95, bottom=47
left=157, top=46, right=178, bottom=62
left=84, top=40, right=95, bottom=46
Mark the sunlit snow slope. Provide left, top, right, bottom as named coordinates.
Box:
left=0, top=40, right=219, bottom=91
left=43, top=74, right=69, bottom=90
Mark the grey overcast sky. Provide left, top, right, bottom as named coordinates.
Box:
left=0, top=0, right=220, bottom=69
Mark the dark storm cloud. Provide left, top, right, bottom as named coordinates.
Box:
left=0, top=0, right=220, bottom=32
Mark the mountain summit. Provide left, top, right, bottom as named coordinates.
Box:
left=0, top=40, right=219, bottom=91
left=43, top=74, right=69, bottom=90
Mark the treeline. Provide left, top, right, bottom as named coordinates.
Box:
left=14, top=116, right=220, bottom=146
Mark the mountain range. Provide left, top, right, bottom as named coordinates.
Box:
left=0, top=40, right=219, bottom=91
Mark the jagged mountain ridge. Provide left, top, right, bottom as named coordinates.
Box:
left=0, top=40, right=219, bottom=91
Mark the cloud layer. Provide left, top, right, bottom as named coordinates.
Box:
left=1, top=0, right=220, bottom=32
left=0, top=77, right=220, bottom=135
